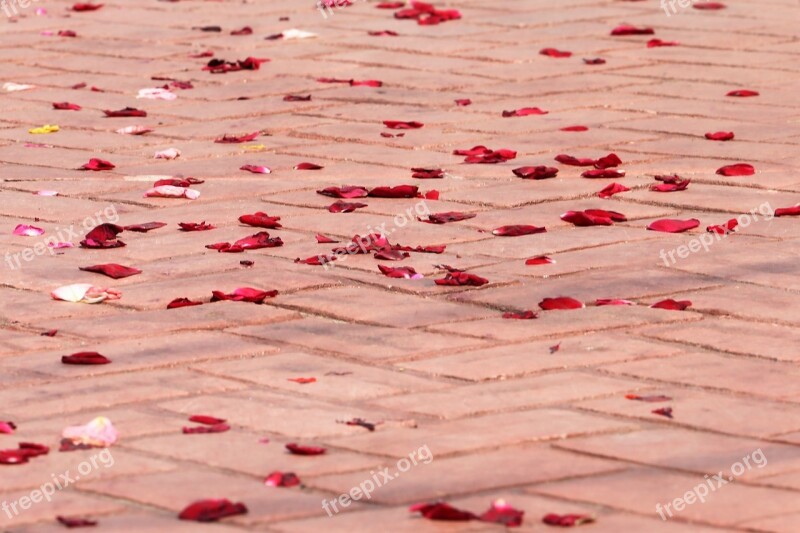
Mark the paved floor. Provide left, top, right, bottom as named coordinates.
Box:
left=2, top=0, right=800, bottom=530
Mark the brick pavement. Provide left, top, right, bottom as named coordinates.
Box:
left=1, top=0, right=799, bottom=530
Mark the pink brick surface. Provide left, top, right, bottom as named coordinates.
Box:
left=1, top=0, right=799, bottom=530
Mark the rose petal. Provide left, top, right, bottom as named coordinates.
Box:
left=79, top=264, right=141, bottom=279
left=285, top=443, right=326, bottom=455
left=647, top=219, right=700, bottom=233
left=61, top=352, right=111, bottom=365
left=178, top=500, right=248, bottom=522
left=717, top=163, right=754, bottom=176
left=539, top=297, right=585, bottom=310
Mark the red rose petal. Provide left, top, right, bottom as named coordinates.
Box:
left=694, top=1, right=725, bottom=9
left=189, top=415, right=226, bottom=425
left=72, top=3, right=103, bottom=11
left=717, top=163, right=755, bottom=176
left=455, top=98, right=472, bottom=106
left=421, top=212, right=476, bottom=224
left=539, top=48, right=572, bottom=58
left=611, top=24, right=654, bottom=36
left=53, top=102, right=82, bottom=110
left=539, top=297, right=585, bottom=310
left=179, top=222, right=215, bottom=231
left=57, top=516, right=98, bottom=527
left=383, top=120, right=424, bottom=129
left=492, top=225, right=547, bottom=237
left=410, top=502, right=477, bottom=521
left=215, top=131, right=259, bottom=143
left=707, top=218, right=739, bottom=234
left=123, top=222, right=167, bottom=233
left=647, top=39, right=679, bottom=48
left=513, top=166, right=558, bottom=179
left=61, top=352, right=111, bottom=365
left=652, top=407, right=674, bottom=418
left=651, top=299, right=692, bottom=310
left=288, top=377, right=317, bottom=384
left=182, top=423, right=230, bottom=434
left=775, top=206, right=800, bottom=217
left=598, top=183, right=630, bottom=198
left=435, top=272, right=489, bottom=286
left=647, top=219, right=700, bottom=233
left=285, top=443, right=326, bottom=455
left=317, top=186, right=369, bottom=199
left=316, top=234, right=339, bottom=244
left=210, top=288, right=278, bottom=304
left=583, top=57, right=606, bottom=65
left=626, top=393, right=672, bottom=402
left=594, top=153, right=622, bottom=169
left=80, top=158, right=115, bottom=171
left=329, top=201, right=368, bottom=213
left=480, top=500, right=524, bottom=527
left=561, top=125, right=588, bottom=132
left=265, top=472, right=301, bottom=487
left=525, top=255, right=554, bottom=266
left=378, top=265, right=421, bottom=279
left=502, top=310, right=538, bottom=320
left=103, top=107, right=146, bottom=117
left=542, top=513, right=595, bottom=527
left=167, top=298, right=203, bottom=309
left=502, top=107, right=548, bottom=117
left=411, top=168, right=445, bottom=179
left=727, top=89, right=759, bottom=97
left=231, top=26, right=253, bottom=35
left=582, top=169, right=625, bottom=179
left=294, top=162, right=323, bottom=171
left=705, top=131, right=735, bottom=141
left=79, top=264, right=141, bottom=279
left=178, top=499, right=248, bottom=522
left=368, top=185, right=419, bottom=198
left=651, top=179, right=690, bottom=192
left=555, top=154, right=595, bottom=166
left=238, top=212, right=282, bottom=229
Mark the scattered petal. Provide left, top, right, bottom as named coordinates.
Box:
left=492, top=225, right=546, bottom=237
left=717, top=163, right=755, bottom=176
left=285, top=443, right=326, bottom=455
left=652, top=407, right=674, bottom=418
left=61, top=352, right=111, bottom=365
left=539, top=297, right=584, bottom=310
left=79, top=264, right=141, bottom=279
left=178, top=500, right=248, bottom=522
left=542, top=513, right=595, bottom=527
left=647, top=219, right=700, bottom=233
left=265, top=472, right=300, bottom=487
left=598, top=183, right=630, bottom=198
left=705, top=131, right=734, bottom=141
left=651, top=299, right=692, bottom=310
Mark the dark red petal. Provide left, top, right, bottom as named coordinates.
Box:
left=383, top=120, right=424, bottom=129
left=422, top=212, right=476, bottom=224
left=265, top=471, right=301, bottom=487
left=294, top=162, right=323, bottom=170
left=435, top=272, right=489, bottom=286
left=539, top=297, right=584, bottom=310
left=238, top=212, right=282, bottom=229
left=182, top=423, right=230, bottom=434
left=179, top=222, right=215, bottom=231
left=583, top=57, right=606, bottom=65
left=123, top=222, right=167, bottom=232
left=210, top=288, right=278, bottom=304
left=378, top=265, right=420, bottom=279
left=525, top=255, right=554, bottom=266
left=189, top=415, right=226, bottom=425
left=651, top=179, right=690, bottom=192
left=61, top=352, right=111, bottom=365
left=705, top=131, right=735, bottom=141
left=694, top=1, right=725, bottom=9
left=611, top=24, right=654, bottom=36
left=80, top=158, right=115, bottom=171
left=651, top=299, right=692, bottom=311
left=582, top=169, right=625, bottom=179
left=178, top=499, right=248, bottom=522
left=214, top=131, right=259, bottom=143
left=542, top=513, right=595, bottom=526
left=561, top=125, right=588, bottom=132
left=316, top=234, right=339, bottom=244
left=285, top=443, right=326, bottom=455
left=79, top=264, right=141, bottom=279
left=775, top=206, right=800, bottom=217
left=707, top=218, right=738, bottom=234
left=480, top=500, right=524, bottom=527
left=317, top=186, right=369, bottom=199
left=329, top=201, right=368, bottom=213
left=555, top=154, right=595, bottom=166
left=410, top=502, right=477, bottom=521
left=368, top=185, right=419, bottom=198
left=727, top=89, right=759, bottom=97
left=626, top=393, right=672, bottom=402
left=598, top=183, right=630, bottom=198
left=647, top=39, right=679, bottom=48
left=103, top=107, right=146, bottom=117
left=167, top=298, right=203, bottom=309
left=411, top=168, right=445, bottom=179
left=716, top=163, right=755, bottom=176
left=502, top=310, right=538, bottom=320
left=594, top=153, right=622, bottom=169
left=539, top=48, right=572, bottom=58
left=652, top=407, right=674, bottom=418
left=502, top=107, right=548, bottom=117
left=647, top=219, right=700, bottom=233
left=513, top=166, right=558, bottom=179
left=492, top=225, right=547, bottom=237
left=455, top=98, right=472, bottom=106
left=57, top=516, right=98, bottom=527
left=53, top=102, right=82, bottom=110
